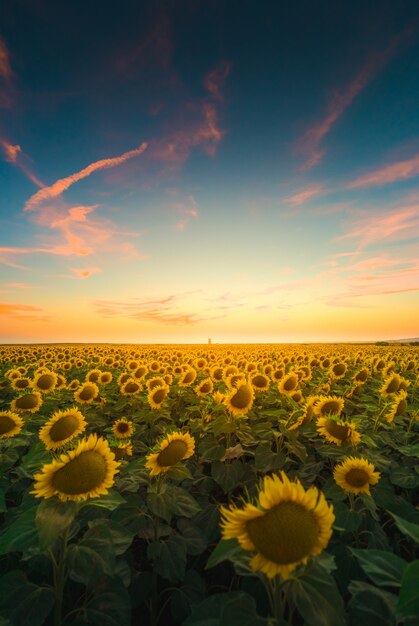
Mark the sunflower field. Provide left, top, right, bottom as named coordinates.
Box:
left=0, top=343, right=418, bottom=626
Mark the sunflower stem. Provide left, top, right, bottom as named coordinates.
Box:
left=53, top=526, right=69, bottom=626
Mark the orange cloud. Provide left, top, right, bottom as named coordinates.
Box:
left=336, top=206, right=419, bottom=247
left=0, top=38, right=12, bottom=81
left=70, top=267, right=101, bottom=279
left=294, top=26, right=416, bottom=170
left=24, top=143, right=148, bottom=211
left=347, top=153, right=419, bottom=189
left=0, top=138, right=44, bottom=187
left=170, top=194, right=199, bottom=231
left=0, top=301, right=48, bottom=322
left=284, top=183, right=326, bottom=205
left=204, top=60, right=232, bottom=102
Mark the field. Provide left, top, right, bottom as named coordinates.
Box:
left=0, top=343, right=418, bottom=626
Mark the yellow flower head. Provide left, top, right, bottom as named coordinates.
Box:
left=120, top=379, right=142, bottom=395
left=220, top=472, right=335, bottom=579
left=250, top=373, right=270, bottom=392
left=384, top=390, right=408, bottom=423
left=195, top=377, right=214, bottom=396
left=0, top=411, right=24, bottom=439
left=74, top=382, right=99, bottom=404
left=32, top=370, right=58, bottom=394
left=278, top=372, right=299, bottom=396
left=334, top=456, right=381, bottom=495
left=145, top=431, right=195, bottom=476
left=147, top=384, right=169, bottom=409
left=224, top=383, right=254, bottom=416
left=32, top=434, right=120, bottom=502
left=11, top=392, right=43, bottom=414
left=112, top=418, right=134, bottom=439
left=314, top=395, right=344, bottom=418
left=316, top=417, right=360, bottom=446
left=39, top=407, right=87, bottom=450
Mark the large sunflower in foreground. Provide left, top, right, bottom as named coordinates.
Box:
left=334, top=457, right=381, bottom=495
left=39, top=408, right=87, bottom=450
left=224, top=382, right=254, bottom=416
left=145, top=431, right=195, bottom=476
left=220, top=472, right=335, bottom=579
left=0, top=411, right=24, bottom=438
left=316, top=417, right=360, bottom=446
left=32, top=434, right=120, bottom=502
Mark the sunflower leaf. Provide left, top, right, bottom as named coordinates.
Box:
left=350, top=548, right=407, bottom=587
left=397, top=559, right=419, bottom=619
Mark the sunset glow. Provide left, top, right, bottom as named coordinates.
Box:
left=1, top=3, right=419, bottom=343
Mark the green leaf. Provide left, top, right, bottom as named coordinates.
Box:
left=350, top=549, right=407, bottom=587
left=147, top=535, right=187, bottom=583
left=348, top=580, right=398, bottom=626
left=0, top=570, right=55, bottom=626
left=0, top=505, right=39, bottom=555
left=178, top=518, right=208, bottom=555
left=389, top=465, right=419, bottom=489
left=206, top=538, right=243, bottom=569
left=81, top=489, right=126, bottom=510
left=82, top=579, right=131, bottom=626
left=170, top=486, right=201, bottom=518
left=84, top=519, right=135, bottom=556
left=397, top=560, right=419, bottom=618
left=35, top=499, right=78, bottom=550
left=288, top=562, right=346, bottom=626
left=388, top=512, right=419, bottom=544
left=211, top=461, right=243, bottom=493
left=220, top=593, right=269, bottom=626
left=183, top=592, right=254, bottom=626
left=397, top=443, right=419, bottom=457
left=148, top=484, right=201, bottom=523
left=333, top=502, right=362, bottom=532
left=66, top=544, right=115, bottom=585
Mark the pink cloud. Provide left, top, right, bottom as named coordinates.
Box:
left=24, top=143, right=148, bottom=211
left=294, top=25, right=416, bottom=170
left=336, top=206, right=419, bottom=246
left=171, top=194, right=198, bottom=231
left=284, top=183, right=326, bottom=205
left=70, top=267, right=102, bottom=279
left=203, top=60, right=232, bottom=102
left=347, top=153, right=419, bottom=189
left=0, top=138, right=44, bottom=187
left=0, top=38, right=12, bottom=81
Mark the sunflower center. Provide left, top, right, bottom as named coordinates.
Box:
left=333, top=364, right=346, bottom=376
left=230, top=385, right=252, bottom=409
left=49, top=414, right=79, bottom=441
left=157, top=440, right=188, bottom=466
left=36, top=374, right=55, bottom=390
left=152, top=388, right=167, bottom=404
left=253, top=375, right=267, bottom=388
left=283, top=377, right=297, bottom=391
left=16, top=394, right=38, bottom=409
left=395, top=399, right=407, bottom=416
left=320, top=401, right=341, bottom=416
left=79, top=386, right=95, bottom=400
left=325, top=419, right=349, bottom=440
left=199, top=382, right=212, bottom=393
left=52, top=450, right=107, bottom=495
left=345, top=468, right=369, bottom=487
left=117, top=422, right=130, bottom=433
left=385, top=378, right=399, bottom=393
left=0, top=415, right=15, bottom=434
left=125, top=382, right=139, bottom=393
left=246, top=501, right=319, bottom=565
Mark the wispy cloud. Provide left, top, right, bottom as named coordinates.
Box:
left=0, top=301, right=48, bottom=322
left=24, top=143, right=148, bottom=211
left=336, top=205, right=419, bottom=247
left=70, top=267, right=102, bottom=279
left=169, top=194, right=198, bottom=231
left=283, top=183, right=326, bottom=205
left=0, top=138, right=44, bottom=187
left=294, top=25, right=417, bottom=170
left=0, top=37, right=13, bottom=108
left=347, top=153, right=419, bottom=189
left=203, top=60, right=232, bottom=102
left=93, top=292, right=221, bottom=325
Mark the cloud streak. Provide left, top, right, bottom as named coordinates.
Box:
left=203, top=60, right=232, bottom=102
left=347, top=153, right=419, bottom=189
left=24, top=143, right=148, bottom=211
left=294, top=25, right=417, bottom=170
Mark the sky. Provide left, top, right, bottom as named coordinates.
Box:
left=1, top=0, right=419, bottom=343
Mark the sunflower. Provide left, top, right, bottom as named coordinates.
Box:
left=112, top=419, right=134, bottom=439
left=316, top=417, right=360, bottom=446
left=288, top=396, right=318, bottom=431
left=213, top=391, right=225, bottom=404
left=145, top=431, right=195, bottom=476
left=250, top=373, right=270, bottom=392
left=330, top=363, right=347, bottom=379
left=11, top=392, right=43, bottom=414
left=146, top=376, right=166, bottom=391
left=74, top=382, right=99, bottom=404
left=39, top=408, right=87, bottom=450
left=384, top=390, right=408, bottom=423
left=380, top=374, right=401, bottom=397
left=225, top=373, right=246, bottom=390
left=100, top=372, right=113, bottom=385
left=195, top=378, right=214, bottom=396
left=32, top=434, right=120, bottom=502
left=147, top=384, right=169, bottom=409
left=118, top=372, right=131, bottom=387
left=224, top=383, right=254, bottom=416
left=278, top=372, right=299, bottom=396
left=314, top=395, right=344, bottom=418
left=220, top=472, right=334, bottom=579
left=333, top=457, right=381, bottom=495
left=11, top=377, right=31, bottom=391
left=32, top=370, right=58, bottom=394
left=113, top=441, right=133, bottom=460
left=67, top=379, right=80, bottom=391
left=353, top=368, right=369, bottom=383
left=86, top=369, right=102, bottom=383
left=0, top=411, right=24, bottom=438
left=178, top=368, right=197, bottom=386
left=120, top=379, right=142, bottom=395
